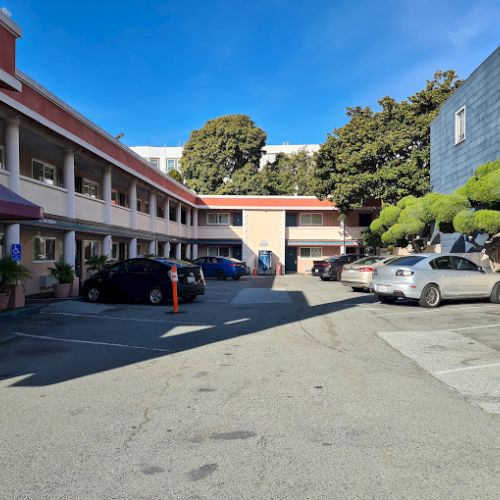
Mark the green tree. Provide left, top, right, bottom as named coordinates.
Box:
left=168, top=169, right=183, bottom=183
left=181, top=115, right=266, bottom=193
left=314, top=71, right=461, bottom=212
left=217, top=164, right=266, bottom=195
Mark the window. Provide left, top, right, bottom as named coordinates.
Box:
left=429, top=256, right=453, bottom=270
left=148, top=158, right=160, bottom=168
left=299, top=213, right=323, bottom=225
left=32, top=159, right=56, bottom=185
left=167, top=159, right=176, bottom=172
left=169, top=204, right=177, bottom=221
left=82, top=178, right=99, bottom=199
left=111, top=189, right=118, bottom=205
left=157, top=205, right=165, bottom=218
left=83, top=240, right=100, bottom=260
left=33, top=236, right=56, bottom=262
left=388, top=256, right=426, bottom=267
left=455, top=106, right=466, bottom=144
left=359, top=213, right=372, bottom=226
left=0, top=145, right=4, bottom=170
left=0, top=233, right=4, bottom=258
left=300, top=247, right=322, bottom=258
left=119, top=192, right=129, bottom=208
left=181, top=208, right=187, bottom=224
left=111, top=243, right=119, bottom=260
left=207, top=213, right=229, bottom=225
left=208, top=247, right=230, bottom=257
left=451, top=256, right=478, bottom=271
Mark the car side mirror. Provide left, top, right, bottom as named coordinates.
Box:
left=477, top=266, right=485, bottom=273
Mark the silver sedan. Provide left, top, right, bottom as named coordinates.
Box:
left=371, top=253, right=500, bottom=308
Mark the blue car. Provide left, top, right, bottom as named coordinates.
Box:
left=192, top=257, right=246, bottom=280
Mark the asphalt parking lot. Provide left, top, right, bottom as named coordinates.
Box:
left=1, top=275, right=499, bottom=499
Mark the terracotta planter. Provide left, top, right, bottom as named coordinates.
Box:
left=54, top=283, right=71, bottom=298
left=0, top=293, right=9, bottom=310
left=8, top=285, right=25, bottom=309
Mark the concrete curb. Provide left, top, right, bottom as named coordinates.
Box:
left=0, top=304, right=45, bottom=322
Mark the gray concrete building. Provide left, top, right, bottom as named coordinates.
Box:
left=430, top=46, right=500, bottom=194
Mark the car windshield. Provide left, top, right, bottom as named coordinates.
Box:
left=155, top=258, right=195, bottom=267
left=386, top=256, right=427, bottom=267
left=353, top=257, right=384, bottom=265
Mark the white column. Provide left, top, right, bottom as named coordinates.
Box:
left=129, top=237, right=137, bottom=258
left=163, top=242, right=170, bottom=258
left=176, top=202, right=182, bottom=236
left=5, top=116, right=20, bottom=194
left=187, top=207, right=192, bottom=238
left=340, top=216, right=346, bottom=255
left=5, top=224, right=20, bottom=257
left=149, top=191, right=156, bottom=233
left=64, top=231, right=76, bottom=267
left=103, top=165, right=112, bottom=225
left=103, top=234, right=112, bottom=258
left=175, top=242, right=182, bottom=259
left=185, top=243, right=191, bottom=260
left=63, top=149, right=75, bottom=219
left=129, top=179, right=137, bottom=229
left=5, top=118, right=21, bottom=256
left=192, top=243, right=198, bottom=260
left=148, top=240, right=156, bottom=256
left=164, top=198, right=170, bottom=234
left=193, top=209, right=199, bottom=238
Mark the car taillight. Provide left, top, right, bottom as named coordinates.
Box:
left=395, top=270, right=414, bottom=276
left=358, top=267, right=375, bottom=272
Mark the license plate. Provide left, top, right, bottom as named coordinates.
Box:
left=377, top=285, right=390, bottom=293
left=187, top=275, right=196, bottom=284
left=348, top=269, right=355, bottom=273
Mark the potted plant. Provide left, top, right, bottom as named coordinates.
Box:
left=50, top=261, right=75, bottom=298
left=85, top=255, right=110, bottom=273
left=0, top=257, right=31, bottom=309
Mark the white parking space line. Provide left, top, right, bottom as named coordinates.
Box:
left=375, top=305, right=500, bottom=317
left=224, top=318, right=250, bottom=325
left=160, top=325, right=212, bottom=338
left=378, top=327, right=500, bottom=414
left=11, top=332, right=174, bottom=352
left=201, top=299, right=229, bottom=303
left=40, top=311, right=207, bottom=325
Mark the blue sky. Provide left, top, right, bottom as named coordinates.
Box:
left=6, top=0, right=500, bottom=146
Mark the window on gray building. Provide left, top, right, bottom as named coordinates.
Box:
left=455, top=106, right=466, bottom=144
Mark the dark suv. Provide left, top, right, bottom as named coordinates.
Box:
left=312, top=254, right=365, bottom=281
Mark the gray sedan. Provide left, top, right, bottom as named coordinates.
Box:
left=371, top=253, right=500, bottom=308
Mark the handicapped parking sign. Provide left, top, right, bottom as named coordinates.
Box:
left=11, top=243, right=22, bottom=262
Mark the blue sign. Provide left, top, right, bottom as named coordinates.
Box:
left=11, top=243, right=22, bottom=262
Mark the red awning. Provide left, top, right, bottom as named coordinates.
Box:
left=0, top=184, right=43, bottom=220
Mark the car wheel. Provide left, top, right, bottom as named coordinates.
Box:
left=351, top=287, right=363, bottom=292
left=217, top=271, right=227, bottom=281
left=378, top=295, right=397, bottom=304
left=419, top=284, right=441, bottom=308
left=490, top=282, right=500, bottom=304
left=85, top=286, right=101, bottom=303
left=320, top=276, right=330, bottom=281
left=232, top=275, right=241, bottom=281
left=148, top=287, right=164, bottom=305
left=183, top=295, right=196, bottom=303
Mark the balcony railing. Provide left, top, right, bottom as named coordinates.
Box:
left=20, top=176, right=68, bottom=218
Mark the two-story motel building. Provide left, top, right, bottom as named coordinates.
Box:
left=0, top=11, right=376, bottom=295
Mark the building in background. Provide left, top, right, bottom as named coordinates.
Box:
left=130, top=143, right=320, bottom=174
left=430, top=46, right=499, bottom=194
left=0, top=11, right=375, bottom=296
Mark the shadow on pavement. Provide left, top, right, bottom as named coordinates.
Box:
left=0, top=277, right=377, bottom=386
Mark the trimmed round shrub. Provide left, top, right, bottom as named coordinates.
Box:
left=473, top=159, right=500, bottom=179
left=433, top=194, right=470, bottom=224
left=465, top=169, right=500, bottom=207
left=398, top=200, right=425, bottom=222
left=369, top=218, right=384, bottom=234
left=381, top=228, right=396, bottom=245
left=473, top=210, right=500, bottom=235
left=379, top=205, right=401, bottom=228
left=421, top=192, right=444, bottom=222
left=453, top=210, right=476, bottom=235
left=453, top=185, right=467, bottom=197
left=401, top=218, right=425, bottom=236
left=390, top=223, right=407, bottom=240
left=396, top=195, right=418, bottom=210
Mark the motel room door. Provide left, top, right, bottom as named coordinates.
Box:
left=285, top=247, right=297, bottom=273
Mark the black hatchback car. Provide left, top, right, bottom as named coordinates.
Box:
left=312, top=254, right=365, bottom=281
left=82, top=257, right=205, bottom=305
